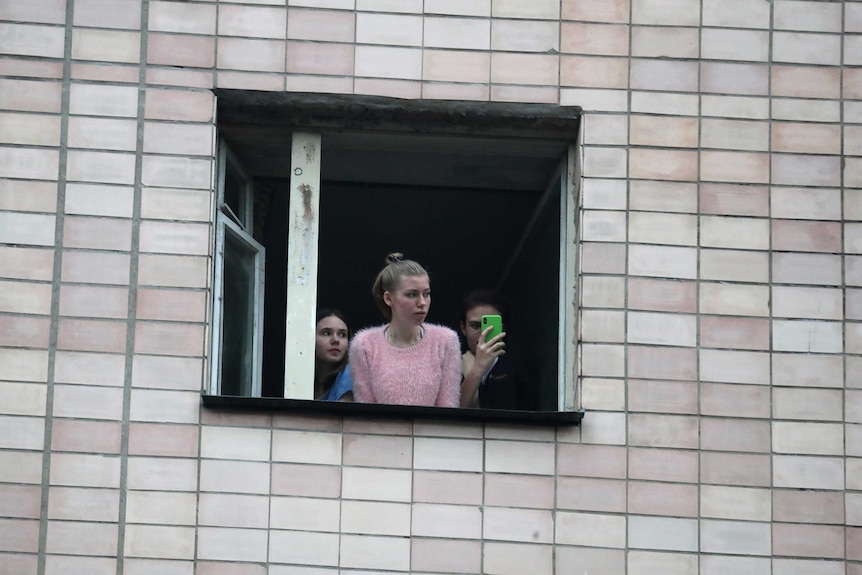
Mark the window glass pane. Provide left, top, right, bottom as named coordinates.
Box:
left=220, top=228, right=257, bottom=396
left=224, top=159, right=246, bottom=225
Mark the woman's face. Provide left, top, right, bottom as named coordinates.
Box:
left=315, top=315, right=349, bottom=365
left=461, top=304, right=501, bottom=354
left=385, top=274, right=431, bottom=326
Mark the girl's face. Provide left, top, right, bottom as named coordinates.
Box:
left=385, top=274, right=431, bottom=325
left=461, top=304, right=501, bottom=354
left=315, top=315, right=349, bottom=365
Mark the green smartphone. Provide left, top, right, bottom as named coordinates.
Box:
left=482, top=314, right=503, bottom=342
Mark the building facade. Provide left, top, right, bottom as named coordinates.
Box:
left=1, top=0, right=861, bottom=573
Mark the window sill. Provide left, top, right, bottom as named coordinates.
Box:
left=202, top=395, right=584, bottom=427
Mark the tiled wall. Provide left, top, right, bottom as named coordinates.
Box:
left=0, top=0, right=861, bottom=573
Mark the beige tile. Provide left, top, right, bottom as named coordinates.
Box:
left=773, top=421, right=844, bottom=456
left=483, top=507, right=553, bottom=543
left=702, top=95, right=769, bottom=119
left=414, top=437, right=482, bottom=472
left=702, top=28, right=768, bottom=61
left=493, top=0, right=559, bottom=19
left=342, top=500, right=409, bottom=536
left=705, top=557, right=771, bottom=575
left=0, top=22, right=65, bottom=58
left=218, top=5, right=285, bottom=39
left=269, top=496, right=337, bottom=531
left=558, top=443, right=626, bottom=479
left=422, top=50, right=489, bottom=84
left=196, top=527, right=266, bottom=563
left=124, top=525, right=195, bottom=560
left=492, top=19, right=558, bottom=52
left=268, top=530, right=338, bottom=567
left=700, top=249, right=768, bottom=283
left=53, top=384, right=124, bottom=420
left=773, top=122, right=841, bottom=155
left=773, top=387, right=843, bottom=421
left=49, top=453, right=120, bottom=488
left=628, top=515, right=697, bottom=552
left=628, top=413, right=698, bottom=449
left=700, top=519, right=770, bottom=555
left=630, top=115, right=698, bottom=148
left=127, top=457, right=197, bottom=492
left=557, top=476, right=625, bottom=512
left=702, top=382, right=770, bottom=418
left=702, top=62, right=769, bottom=96
left=701, top=118, right=768, bottom=151
left=701, top=485, right=771, bottom=521
left=774, top=352, right=843, bottom=388
left=411, top=502, right=481, bottom=538
left=628, top=551, right=697, bottom=575
left=354, top=45, right=421, bottom=79
left=773, top=320, right=842, bottom=354
left=339, top=534, right=409, bottom=571
left=413, top=470, right=482, bottom=504
left=701, top=349, right=770, bottom=385
left=773, top=455, right=844, bottom=489
left=631, top=59, right=698, bottom=92
left=628, top=345, right=696, bottom=381
left=773, top=286, right=843, bottom=320
left=126, top=491, right=196, bottom=526
left=774, top=97, right=840, bottom=123
left=774, top=31, right=841, bottom=66
left=199, top=493, right=270, bottom=529
left=776, top=0, right=842, bottom=32
left=635, top=91, right=699, bottom=115
left=128, top=423, right=199, bottom=457
left=199, top=460, right=268, bottom=494
left=46, top=520, right=117, bottom=556
left=700, top=283, right=769, bottom=316
left=148, top=33, right=216, bottom=69
left=632, top=26, right=697, bottom=58
left=627, top=311, right=696, bottom=347
left=271, top=462, right=341, bottom=498
left=341, top=467, right=411, bottom=501
left=701, top=452, right=771, bottom=486
left=485, top=440, right=554, bottom=475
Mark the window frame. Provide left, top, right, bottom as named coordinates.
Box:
left=208, top=91, right=584, bottom=423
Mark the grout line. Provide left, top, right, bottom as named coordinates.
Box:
left=35, top=0, right=75, bottom=572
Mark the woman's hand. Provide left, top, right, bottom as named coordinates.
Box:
left=472, top=326, right=506, bottom=377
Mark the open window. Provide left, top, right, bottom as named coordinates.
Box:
left=209, top=92, right=581, bottom=416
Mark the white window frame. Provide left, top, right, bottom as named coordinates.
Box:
left=210, top=140, right=265, bottom=397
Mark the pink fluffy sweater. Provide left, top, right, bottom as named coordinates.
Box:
left=349, top=323, right=461, bottom=407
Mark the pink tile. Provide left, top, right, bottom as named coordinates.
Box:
left=71, top=29, right=140, bottom=64
left=54, top=351, right=124, bottom=386
left=70, top=62, right=139, bottom=84
left=628, top=278, right=696, bottom=313
left=628, top=346, right=697, bottom=381
left=702, top=62, right=769, bottom=95
left=630, top=447, right=699, bottom=483
left=0, top=79, right=61, bottom=113
left=148, top=0, right=216, bottom=35
left=631, top=115, right=698, bottom=148
left=0, top=0, right=65, bottom=24
left=218, top=5, right=286, bottom=40
left=701, top=383, right=770, bottom=419
left=702, top=452, right=771, bottom=486
left=558, top=443, right=626, bottom=478
left=60, top=285, right=129, bottom=319
left=287, top=8, right=355, bottom=42
left=630, top=149, right=697, bottom=181
left=773, top=65, right=841, bottom=99
left=562, top=22, right=628, bottom=55
left=145, top=67, right=214, bottom=90
left=0, top=57, right=63, bottom=79
left=702, top=151, right=769, bottom=184
left=0, top=553, right=37, bottom=573
left=144, top=89, right=214, bottom=122
left=51, top=419, right=122, bottom=453
left=772, top=220, right=842, bottom=253
left=0, top=247, right=54, bottom=281
left=490, top=53, right=558, bottom=86
left=772, top=154, right=841, bottom=187
left=847, top=68, right=862, bottom=100
left=134, top=322, right=204, bottom=357
left=286, top=41, right=354, bottom=76
left=562, top=0, right=629, bottom=23
left=147, top=33, right=215, bottom=68
left=700, top=183, right=769, bottom=216
left=0, top=23, right=65, bottom=58
left=47, top=486, right=120, bottom=523
left=561, top=56, right=628, bottom=89
left=628, top=413, right=698, bottom=449
left=411, top=538, right=481, bottom=574
left=63, top=216, right=132, bottom=251
left=0, top=316, right=50, bottom=348
left=0, top=147, right=59, bottom=181
left=56, top=319, right=127, bottom=353
left=137, top=255, right=208, bottom=288
left=73, top=0, right=141, bottom=29
left=422, top=50, right=489, bottom=84
left=557, top=476, right=625, bottom=512
left=128, top=423, right=199, bottom=457
left=413, top=470, right=482, bottom=505
left=484, top=474, right=554, bottom=509
left=136, top=288, right=207, bottom=323
left=628, top=380, right=697, bottom=414
left=139, top=221, right=209, bottom=256
left=700, top=316, right=770, bottom=351
left=342, top=434, right=411, bottom=468
left=53, top=384, right=124, bottom=420
left=142, top=122, right=213, bottom=156
left=773, top=524, right=844, bottom=559
left=422, top=82, right=489, bottom=101
left=701, top=417, right=770, bottom=453
left=0, top=484, right=41, bottom=519
left=628, top=481, right=698, bottom=517
left=0, top=518, right=40, bottom=552
left=271, top=463, right=341, bottom=498
left=354, top=78, right=421, bottom=99
left=773, top=490, right=844, bottom=525
left=67, top=150, right=136, bottom=184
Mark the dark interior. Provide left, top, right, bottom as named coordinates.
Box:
left=222, top=128, right=569, bottom=410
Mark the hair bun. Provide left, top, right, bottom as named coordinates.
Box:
left=386, top=252, right=404, bottom=264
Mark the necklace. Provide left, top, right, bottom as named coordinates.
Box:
left=385, top=326, right=422, bottom=348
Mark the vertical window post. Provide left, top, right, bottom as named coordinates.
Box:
left=284, top=132, right=322, bottom=399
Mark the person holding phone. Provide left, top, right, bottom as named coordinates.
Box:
left=314, top=309, right=354, bottom=401
left=458, top=289, right=536, bottom=410
left=350, top=253, right=461, bottom=407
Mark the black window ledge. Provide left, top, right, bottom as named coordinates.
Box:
left=202, top=395, right=584, bottom=427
